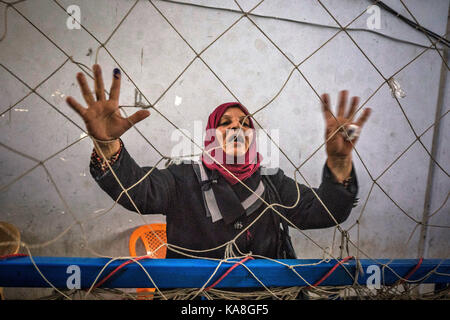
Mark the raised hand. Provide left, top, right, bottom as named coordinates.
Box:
left=66, top=64, right=150, bottom=156
left=321, top=90, right=371, bottom=182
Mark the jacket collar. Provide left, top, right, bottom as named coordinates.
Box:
left=193, top=161, right=265, bottom=224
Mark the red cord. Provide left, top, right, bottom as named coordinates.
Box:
left=399, top=257, right=423, bottom=284
left=205, top=256, right=254, bottom=291
left=93, top=256, right=151, bottom=289
left=96, top=256, right=255, bottom=290
left=0, top=253, right=28, bottom=260
left=312, top=256, right=353, bottom=287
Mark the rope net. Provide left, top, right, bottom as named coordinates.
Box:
left=0, top=0, right=449, bottom=300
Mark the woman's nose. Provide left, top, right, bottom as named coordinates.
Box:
left=233, top=119, right=247, bottom=129
left=229, top=121, right=240, bottom=129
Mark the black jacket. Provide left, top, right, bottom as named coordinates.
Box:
left=90, top=144, right=358, bottom=259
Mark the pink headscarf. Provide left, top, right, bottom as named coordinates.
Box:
left=201, top=102, right=262, bottom=185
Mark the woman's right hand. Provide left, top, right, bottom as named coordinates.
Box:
left=66, top=64, right=150, bottom=155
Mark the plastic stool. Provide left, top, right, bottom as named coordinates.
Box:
left=129, top=224, right=167, bottom=299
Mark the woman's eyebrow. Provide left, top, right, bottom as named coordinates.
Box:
left=219, top=115, right=249, bottom=122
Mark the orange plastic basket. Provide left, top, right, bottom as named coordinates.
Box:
left=129, top=224, right=167, bottom=299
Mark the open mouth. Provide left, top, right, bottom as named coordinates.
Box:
left=227, top=132, right=245, bottom=145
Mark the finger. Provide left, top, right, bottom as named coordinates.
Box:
left=93, top=64, right=106, bottom=101
left=355, top=107, right=372, bottom=128
left=125, top=110, right=150, bottom=129
left=346, top=96, right=359, bottom=120
left=66, top=96, right=87, bottom=118
left=76, top=72, right=95, bottom=106
left=321, top=93, right=333, bottom=120
left=110, top=68, right=121, bottom=101
left=337, top=90, right=348, bottom=118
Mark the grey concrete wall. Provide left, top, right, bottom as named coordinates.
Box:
left=0, top=0, right=449, bottom=298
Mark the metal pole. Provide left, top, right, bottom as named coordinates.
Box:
left=417, top=8, right=449, bottom=260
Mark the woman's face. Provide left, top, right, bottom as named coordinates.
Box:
left=215, top=107, right=254, bottom=158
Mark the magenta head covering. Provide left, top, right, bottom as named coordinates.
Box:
left=201, top=102, right=261, bottom=185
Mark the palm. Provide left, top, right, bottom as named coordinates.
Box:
left=325, top=116, right=354, bottom=157
left=83, top=102, right=127, bottom=141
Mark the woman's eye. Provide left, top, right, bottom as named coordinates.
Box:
left=219, top=120, right=249, bottom=127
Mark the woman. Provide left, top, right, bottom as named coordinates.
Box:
left=66, top=65, right=371, bottom=259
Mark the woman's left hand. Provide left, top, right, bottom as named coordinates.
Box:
left=321, top=90, right=371, bottom=183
